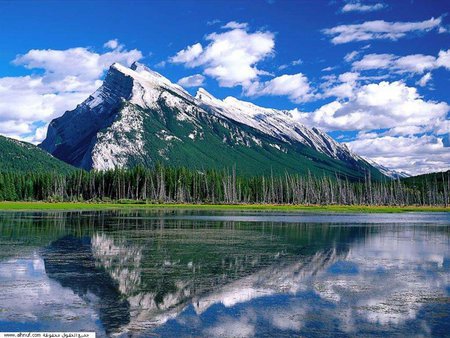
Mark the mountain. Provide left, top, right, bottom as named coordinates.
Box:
left=40, top=62, right=383, bottom=180
left=195, top=87, right=359, bottom=164
left=0, top=135, right=75, bottom=173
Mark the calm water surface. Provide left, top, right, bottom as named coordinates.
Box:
left=0, top=210, right=449, bottom=337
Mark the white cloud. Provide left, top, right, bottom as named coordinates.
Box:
left=352, top=53, right=394, bottom=70
left=104, top=39, right=119, bottom=49
left=170, top=43, right=203, bottom=64
left=310, top=72, right=449, bottom=174
left=207, top=19, right=221, bottom=26
left=347, top=134, right=450, bottom=175
left=320, top=72, right=360, bottom=99
left=170, top=24, right=275, bottom=87
left=177, top=74, right=205, bottom=87
left=299, top=81, right=449, bottom=132
left=393, top=54, right=437, bottom=73
left=436, top=49, right=450, bottom=69
left=342, top=1, right=386, bottom=13
left=352, top=53, right=440, bottom=74
left=278, top=58, right=302, bottom=71
left=350, top=49, right=450, bottom=91
left=323, top=16, right=443, bottom=44
left=416, top=72, right=432, bottom=87
left=204, top=314, right=255, bottom=337
left=14, top=45, right=142, bottom=82
left=0, top=41, right=142, bottom=143
left=246, top=73, right=314, bottom=103
left=169, top=23, right=313, bottom=104
left=344, top=51, right=359, bottom=62
left=221, top=21, right=248, bottom=30
left=154, top=60, right=166, bottom=68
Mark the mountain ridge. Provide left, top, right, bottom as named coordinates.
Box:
left=39, top=62, right=384, bottom=180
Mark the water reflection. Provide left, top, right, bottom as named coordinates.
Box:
left=43, top=236, right=130, bottom=333
left=0, top=210, right=448, bottom=337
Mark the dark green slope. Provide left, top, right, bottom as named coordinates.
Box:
left=0, top=135, right=75, bottom=173
left=123, top=102, right=383, bottom=181
left=402, top=170, right=450, bottom=189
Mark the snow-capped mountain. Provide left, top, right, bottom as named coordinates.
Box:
left=40, top=62, right=383, bottom=179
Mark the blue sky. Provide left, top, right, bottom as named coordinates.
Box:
left=0, top=0, right=449, bottom=174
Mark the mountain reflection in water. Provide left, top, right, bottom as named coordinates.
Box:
left=0, top=210, right=448, bottom=337
left=42, top=235, right=130, bottom=333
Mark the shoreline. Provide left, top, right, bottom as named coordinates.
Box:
left=0, top=202, right=448, bottom=213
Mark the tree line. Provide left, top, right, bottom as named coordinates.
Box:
left=0, top=165, right=448, bottom=206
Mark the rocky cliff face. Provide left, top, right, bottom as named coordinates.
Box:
left=40, top=64, right=135, bottom=168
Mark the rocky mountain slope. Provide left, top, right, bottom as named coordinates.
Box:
left=40, top=62, right=383, bottom=180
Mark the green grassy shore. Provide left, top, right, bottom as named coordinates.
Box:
left=0, top=201, right=448, bottom=213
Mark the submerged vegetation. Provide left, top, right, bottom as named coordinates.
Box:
left=0, top=165, right=448, bottom=207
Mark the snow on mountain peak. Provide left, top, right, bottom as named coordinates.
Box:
left=195, top=88, right=222, bottom=106
left=111, top=62, right=176, bottom=88
left=104, top=62, right=192, bottom=109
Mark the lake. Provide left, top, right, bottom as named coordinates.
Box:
left=0, top=210, right=449, bottom=337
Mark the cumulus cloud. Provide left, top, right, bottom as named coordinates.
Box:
left=320, top=72, right=360, bottom=99
left=323, top=16, right=443, bottom=44
left=170, top=43, right=203, bottom=64
left=300, top=81, right=449, bottom=132
left=347, top=134, right=450, bottom=175
left=170, top=22, right=275, bottom=88
left=352, top=50, right=450, bottom=74
left=246, top=73, right=314, bottom=103
left=296, top=79, right=450, bottom=174
left=169, top=22, right=313, bottom=103
left=0, top=40, right=142, bottom=142
left=177, top=74, right=205, bottom=87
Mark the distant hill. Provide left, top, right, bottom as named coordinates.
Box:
left=402, top=170, right=450, bottom=190
left=0, top=135, right=75, bottom=173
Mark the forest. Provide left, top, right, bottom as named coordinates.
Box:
left=0, top=165, right=448, bottom=206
